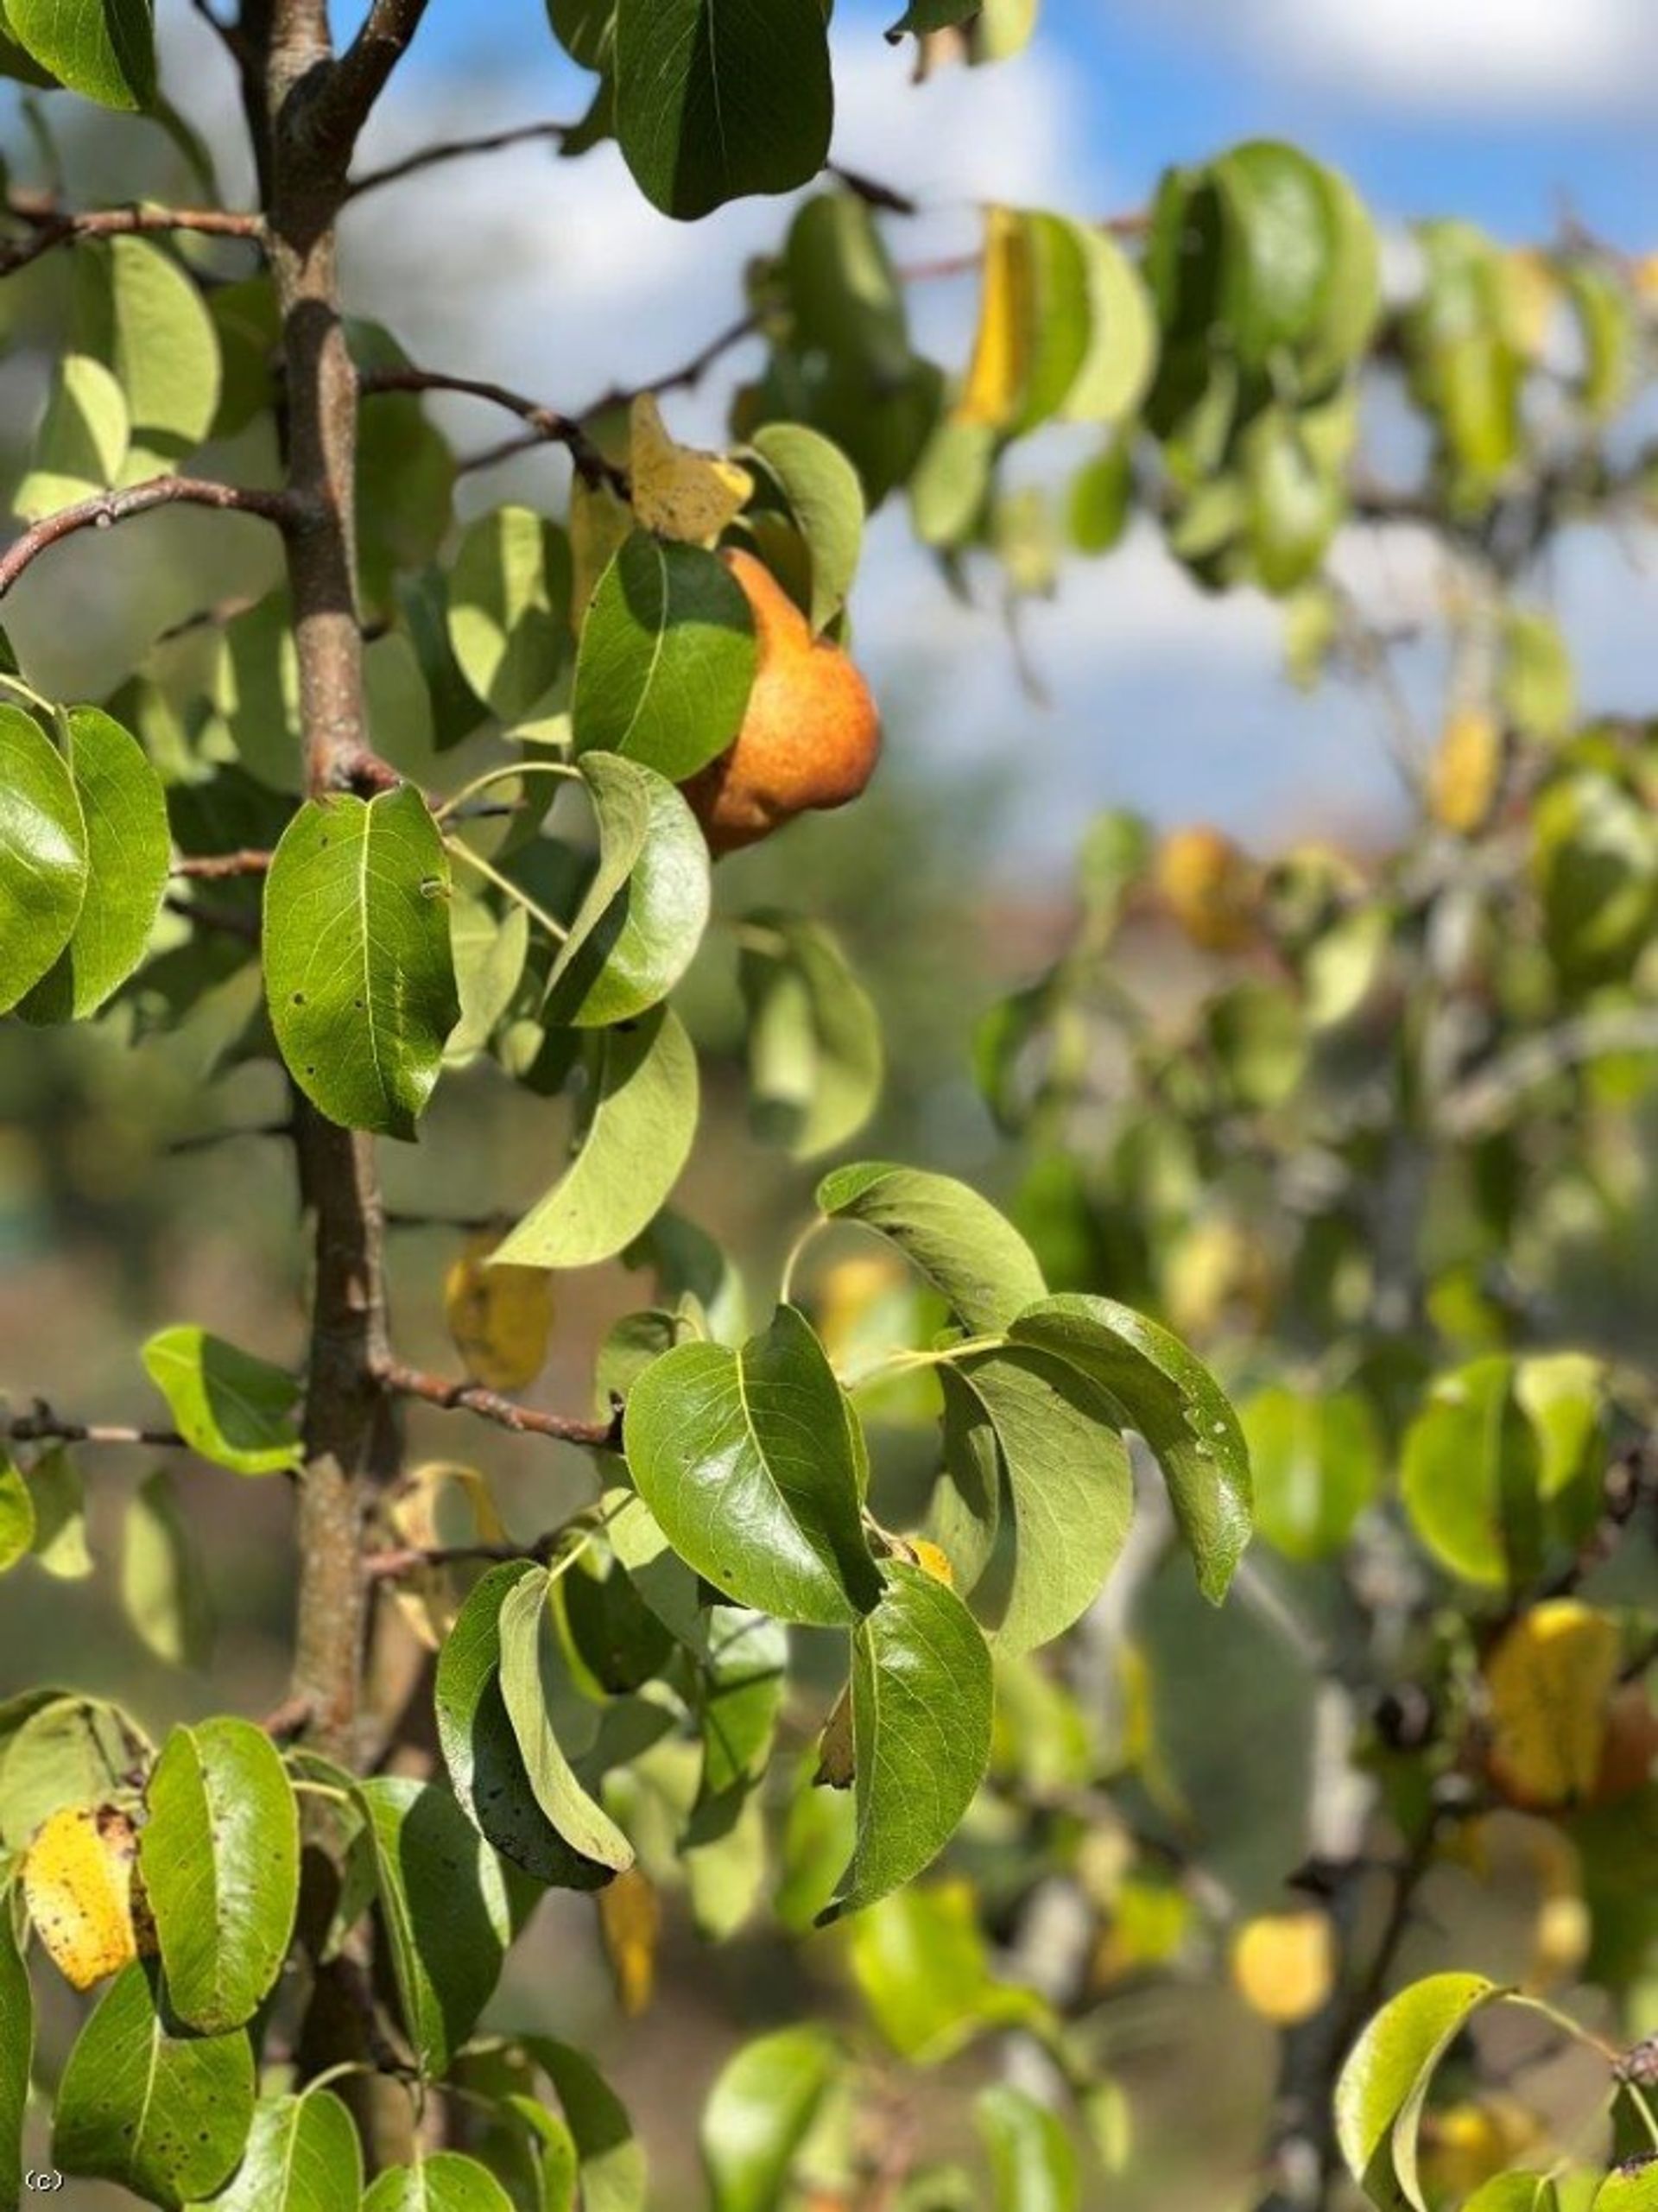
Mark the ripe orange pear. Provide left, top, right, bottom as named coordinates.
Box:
left=681, top=548, right=881, bottom=855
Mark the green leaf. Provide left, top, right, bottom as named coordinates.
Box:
left=848, top=1882, right=1043, bottom=2063
left=0, top=1459, right=34, bottom=1576
left=738, top=911, right=883, bottom=1160
left=1064, top=227, right=1156, bottom=425
left=493, top=1004, right=698, bottom=1267
left=1008, top=1295, right=1252, bottom=1602
left=18, top=707, right=170, bottom=1021
left=54, top=1962, right=254, bottom=2205
left=625, top=1303, right=882, bottom=1626
left=447, top=506, right=572, bottom=723
left=815, top=1163, right=1047, bottom=1334
left=141, top=1326, right=301, bottom=1477
left=936, top=1344, right=1133, bottom=1657
left=78, top=238, right=221, bottom=480
left=0, top=1898, right=30, bottom=2209
left=820, top=1562, right=993, bottom=1923
left=543, top=752, right=712, bottom=1029
left=191, top=2088, right=362, bottom=2211
left=748, top=426, right=865, bottom=633
left=138, top=1718, right=299, bottom=2033
left=547, top=0, right=614, bottom=70
left=613, top=0, right=832, bottom=222
left=123, top=1468, right=215, bottom=1670
left=18, top=1442, right=85, bottom=1575
left=0, top=1695, right=151, bottom=1849
left=978, top=2084, right=1080, bottom=2212
left=435, top=1562, right=615, bottom=1889
left=1242, top=1385, right=1382, bottom=1563
left=497, top=1569, right=635, bottom=1872
left=1500, top=607, right=1576, bottom=743
left=362, top=2153, right=517, bottom=2212
left=524, top=2038, right=647, bottom=2212
left=264, top=786, right=461, bottom=1140
left=14, top=352, right=130, bottom=517
left=0, top=703, right=88, bottom=1015
left=702, top=2024, right=840, bottom=2212
left=1334, top=1973, right=1505, bottom=2211
left=6, top=0, right=154, bottom=108
left=356, top=1777, right=513, bottom=2076
left=572, top=534, right=756, bottom=781
left=1594, top=2165, right=1658, bottom=2209
left=445, top=897, right=530, bottom=1064
left=1400, top=1357, right=1545, bottom=1588
left=1067, top=439, right=1132, bottom=555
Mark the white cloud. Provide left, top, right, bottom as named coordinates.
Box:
left=1239, top=0, right=1657, bottom=115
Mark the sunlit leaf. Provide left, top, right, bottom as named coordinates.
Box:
left=122, top=1467, right=214, bottom=1670
left=22, top=1804, right=147, bottom=1990
left=0, top=704, right=88, bottom=1015
left=141, top=1326, right=301, bottom=1477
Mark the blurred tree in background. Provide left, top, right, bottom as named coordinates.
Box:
left=1, top=5, right=1657, bottom=2210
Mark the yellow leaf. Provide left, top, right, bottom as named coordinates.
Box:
left=597, top=1866, right=661, bottom=2019
left=1484, top=1599, right=1620, bottom=1810
left=959, top=206, right=1032, bottom=429
left=23, top=1805, right=151, bottom=1991
left=570, top=475, right=636, bottom=629
left=444, top=1232, right=554, bottom=1393
left=1502, top=248, right=1558, bottom=360
left=1428, top=708, right=1503, bottom=834
left=1155, top=825, right=1259, bottom=952
left=628, top=393, right=753, bottom=545
left=814, top=1682, right=854, bottom=1791
left=1229, top=1910, right=1334, bottom=2026
left=387, top=1461, right=509, bottom=1651
left=907, top=1537, right=955, bottom=1588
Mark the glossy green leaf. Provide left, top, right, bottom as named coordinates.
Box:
left=978, top=2084, right=1080, bottom=2212
left=435, top=1563, right=614, bottom=1889
left=14, top=352, right=130, bottom=517
left=522, top=2038, right=647, bottom=2212
left=123, top=1468, right=214, bottom=1670
left=625, top=1303, right=883, bottom=1626
left=0, top=1459, right=34, bottom=1577
left=820, top=1562, right=993, bottom=1922
left=1009, top=1295, right=1252, bottom=1602
left=497, top=1569, right=635, bottom=1872
left=702, top=2024, right=840, bottom=2212
left=0, top=703, right=88, bottom=1015
left=0, top=1899, right=29, bottom=2209
left=193, top=2087, right=362, bottom=2212
left=937, top=1343, right=1133, bottom=1656
left=613, top=0, right=832, bottom=222
left=447, top=506, right=573, bottom=722
left=54, top=1962, right=254, bottom=2205
left=362, top=2153, right=516, bottom=2212
left=1334, top=1973, right=1505, bottom=2211
left=572, top=534, right=755, bottom=780
left=695, top=1606, right=787, bottom=1803
left=264, top=786, right=461, bottom=1139
left=543, top=751, right=712, bottom=1029
left=749, top=426, right=864, bottom=633
left=18, top=707, right=170, bottom=1022
left=142, top=1326, right=301, bottom=1477
left=6, top=0, right=154, bottom=108
left=139, top=1718, right=298, bottom=2032
left=1242, top=1385, right=1382, bottom=1563
left=493, top=1004, right=698, bottom=1267
left=738, top=911, right=883, bottom=1160
left=356, top=1776, right=513, bottom=2076
left=814, top=1163, right=1047, bottom=1334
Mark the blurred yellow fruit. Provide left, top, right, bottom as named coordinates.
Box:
left=444, top=1231, right=554, bottom=1392
left=1155, top=825, right=1259, bottom=951
left=1530, top=1891, right=1592, bottom=1988
left=1428, top=708, right=1503, bottom=835
left=1484, top=1599, right=1619, bottom=1810
left=598, top=1866, right=661, bottom=2019
left=1419, top=2097, right=1542, bottom=2199
left=1163, top=1215, right=1272, bottom=1342
left=1229, top=1910, right=1335, bottom=2026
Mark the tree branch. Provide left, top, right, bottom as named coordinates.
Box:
left=0, top=478, right=295, bottom=599
left=0, top=195, right=264, bottom=277
left=345, top=117, right=575, bottom=201
left=3, top=1402, right=187, bottom=1450
left=359, top=365, right=627, bottom=492
left=370, top=1355, right=620, bottom=1450
left=301, top=0, right=433, bottom=169
left=364, top=1536, right=554, bottom=1581
left=172, top=847, right=275, bottom=880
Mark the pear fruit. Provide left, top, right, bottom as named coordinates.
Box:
left=681, top=548, right=880, bottom=855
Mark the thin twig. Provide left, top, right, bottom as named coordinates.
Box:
left=370, top=1355, right=619, bottom=1449
left=302, top=0, right=433, bottom=168
left=0, top=477, right=295, bottom=599
left=0, top=194, right=264, bottom=277
left=359, top=364, right=626, bottom=491
left=364, top=1536, right=556, bottom=1581
left=172, top=847, right=274, bottom=880
left=345, top=117, right=574, bottom=200
left=3, top=1401, right=187, bottom=1450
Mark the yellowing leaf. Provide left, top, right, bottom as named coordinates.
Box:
left=629, top=393, right=753, bottom=545
left=386, top=1461, right=509, bottom=1651
left=1429, top=708, right=1503, bottom=835
left=597, top=1866, right=661, bottom=2019
left=23, top=1805, right=151, bottom=1991
left=959, top=206, right=1032, bottom=428
left=1484, top=1599, right=1619, bottom=1810
left=1230, top=1910, right=1335, bottom=2026
left=444, top=1232, right=554, bottom=1393
left=907, top=1538, right=955, bottom=1588
left=570, top=475, right=636, bottom=628
left=1155, top=825, right=1259, bottom=952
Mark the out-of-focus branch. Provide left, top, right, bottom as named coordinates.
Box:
left=345, top=117, right=574, bottom=200
left=0, top=195, right=264, bottom=276
left=0, top=478, right=295, bottom=599
left=359, top=365, right=627, bottom=492
left=3, top=1401, right=187, bottom=1450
